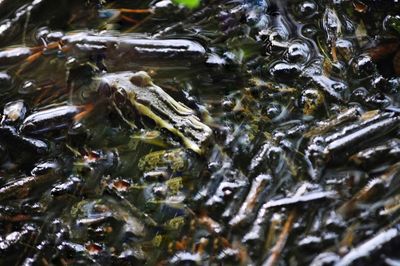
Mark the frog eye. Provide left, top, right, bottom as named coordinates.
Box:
left=113, top=88, right=128, bottom=106
left=130, top=71, right=152, bottom=87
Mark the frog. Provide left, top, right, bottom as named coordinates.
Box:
left=90, top=71, right=212, bottom=234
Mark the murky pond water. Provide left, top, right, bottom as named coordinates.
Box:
left=1, top=0, right=400, bottom=265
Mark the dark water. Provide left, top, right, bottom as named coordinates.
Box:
left=1, top=0, right=400, bottom=265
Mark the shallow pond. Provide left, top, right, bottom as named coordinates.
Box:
left=1, top=0, right=400, bottom=265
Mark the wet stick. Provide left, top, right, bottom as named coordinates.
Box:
left=263, top=209, right=297, bottom=266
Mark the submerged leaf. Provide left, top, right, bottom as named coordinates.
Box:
left=173, top=0, right=200, bottom=9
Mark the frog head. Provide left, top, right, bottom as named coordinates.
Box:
left=96, top=71, right=212, bottom=155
